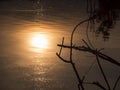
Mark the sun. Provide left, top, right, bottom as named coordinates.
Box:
left=31, top=34, right=48, bottom=49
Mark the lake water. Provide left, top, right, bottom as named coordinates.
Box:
left=0, top=1, right=120, bottom=90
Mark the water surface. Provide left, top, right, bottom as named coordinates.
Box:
left=0, top=1, right=120, bottom=90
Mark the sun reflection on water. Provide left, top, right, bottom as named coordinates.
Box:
left=30, top=32, right=50, bottom=53
left=31, top=34, right=48, bottom=49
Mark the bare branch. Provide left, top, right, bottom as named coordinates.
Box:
left=96, top=55, right=110, bottom=90
left=57, top=44, right=120, bottom=67
left=83, top=81, right=107, bottom=90
left=59, top=37, right=64, bottom=55
left=93, top=82, right=107, bottom=90
left=56, top=1, right=120, bottom=90
left=71, top=62, right=85, bottom=90
left=82, top=39, right=91, bottom=48
left=56, top=53, right=71, bottom=63
left=70, top=16, right=96, bottom=62
left=113, top=75, right=120, bottom=90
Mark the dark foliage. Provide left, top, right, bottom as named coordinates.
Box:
left=87, top=0, right=120, bottom=40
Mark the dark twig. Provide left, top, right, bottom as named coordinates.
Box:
left=113, top=75, right=120, bottom=90
left=59, top=37, right=64, bottom=55
left=70, top=16, right=96, bottom=62
left=56, top=53, right=71, bottom=63
left=82, top=39, right=91, bottom=48
left=56, top=1, right=120, bottom=90
left=86, top=20, right=95, bottom=49
left=71, top=62, right=84, bottom=90
left=57, top=44, right=120, bottom=67
left=56, top=53, right=84, bottom=90
left=96, top=54, right=111, bottom=90
left=56, top=36, right=85, bottom=90
left=68, top=17, right=96, bottom=90
left=83, top=81, right=107, bottom=90
left=93, top=82, right=107, bottom=90
left=69, top=17, right=95, bottom=90
left=56, top=37, right=71, bottom=63
left=84, top=60, right=96, bottom=77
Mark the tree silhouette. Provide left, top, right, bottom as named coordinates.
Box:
left=87, top=0, right=120, bottom=40
left=56, top=0, right=120, bottom=90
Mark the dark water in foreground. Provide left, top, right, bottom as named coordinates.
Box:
left=0, top=1, right=120, bottom=90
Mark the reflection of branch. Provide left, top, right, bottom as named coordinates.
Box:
left=71, top=62, right=84, bottom=90
left=56, top=53, right=71, bottom=63
left=84, top=74, right=120, bottom=90
left=57, top=37, right=85, bottom=90
left=57, top=38, right=120, bottom=90
left=56, top=13, right=119, bottom=89
left=56, top=53, right=85, bottom=90
left=84, top=81, right=107, bottom=90
left=96, top=55, right=110, bottom=90
left=69, top=18, right=93, bottom=90
left=57, top=44, right=120, bottom=67
left=56, top=37, right=85, bottom=90
left=70, top=16, right=95, bottom=62
left=69, top=17, right=95, bottom=90
left=59, top=37, right=64, bottom=55
left=93, top=82, right=107, bottom=90
left=113, top=75, right=120, bottom=90
left=56, top=37, right=71, bottom=63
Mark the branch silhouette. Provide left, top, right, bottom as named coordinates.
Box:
left=56, top=1, right=120, bottom=90
left=56, top=21, right=120, bottom=90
